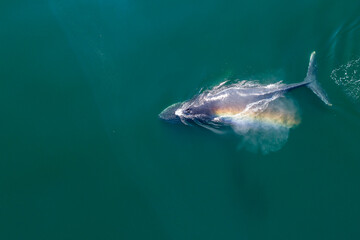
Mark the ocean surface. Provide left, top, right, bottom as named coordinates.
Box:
left=1, top=0, right=360, bottom=239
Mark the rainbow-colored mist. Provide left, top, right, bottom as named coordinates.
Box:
left=214, top=105, right=300, bottom=128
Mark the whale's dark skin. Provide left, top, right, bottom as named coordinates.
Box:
left=159, top=52, right=331, bottom=128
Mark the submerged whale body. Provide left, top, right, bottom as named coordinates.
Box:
left=159, top=52, right=331, bottom=153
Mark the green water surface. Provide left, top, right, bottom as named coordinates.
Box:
left=1, top=0, right=360, bottom=239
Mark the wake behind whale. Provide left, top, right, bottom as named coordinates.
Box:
left=159, top=52, right=331, bottom=153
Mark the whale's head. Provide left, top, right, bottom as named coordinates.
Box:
left=159, top=102, right=183, bottom=124
left=159, top=97, right=214, bottom=125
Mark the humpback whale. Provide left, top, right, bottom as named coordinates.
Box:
left=159, top=52, right=331, bottom=139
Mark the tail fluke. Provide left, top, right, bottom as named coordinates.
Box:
left=305, top=51, right=332, bottom=106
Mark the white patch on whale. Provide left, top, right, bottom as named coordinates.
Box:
left=179, top=80, right=300, bottom=154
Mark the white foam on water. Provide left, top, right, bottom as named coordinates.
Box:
left=331, top=58, right=360, bottom=102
